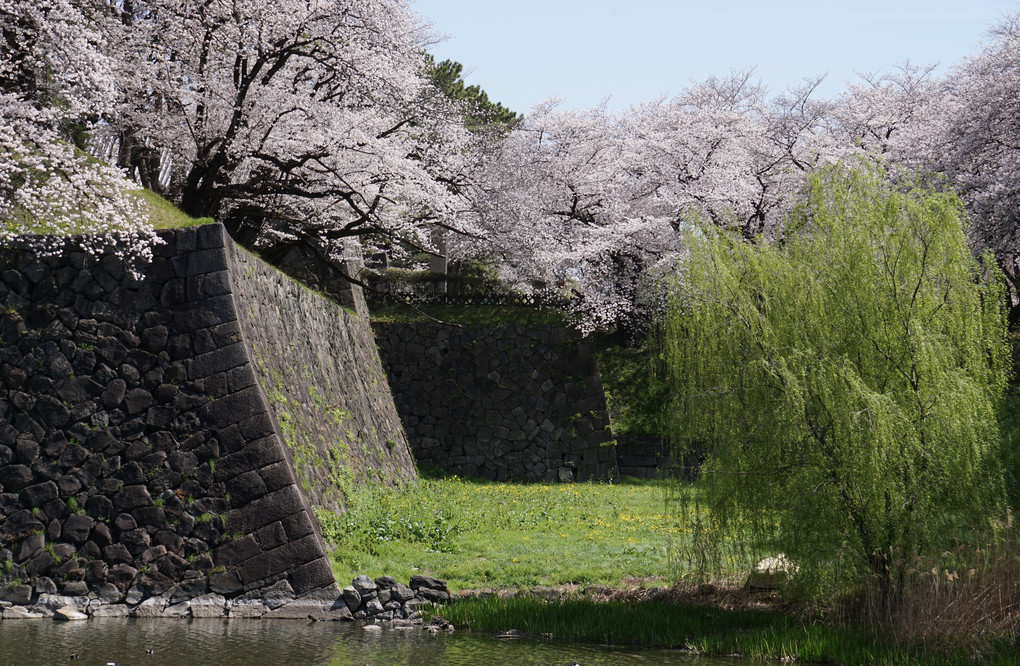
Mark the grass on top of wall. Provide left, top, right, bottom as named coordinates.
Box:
left=5, top=189, right=213, bottom=235
left=317, top=474, right=684, bottom=591
left=132, top=189, right=215, bottom=229
left=367, top=301, right=569, bottom=326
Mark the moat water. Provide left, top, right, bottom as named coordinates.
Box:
left=0, top=618, right=747, bottom=665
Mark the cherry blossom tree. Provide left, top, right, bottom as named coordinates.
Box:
left=0, top=0, right=153, bottom=256
left=101, top=0, right=485, bottom=272
left=928, top=15, right=1020, bottom=309
left=828, top=62, right=941, bottom=162
left=467, top=101, right=672, bottom=333
left=469, top=72, right=847, bottom=334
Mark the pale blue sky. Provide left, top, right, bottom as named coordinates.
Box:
left=412, top=0, right=1018, bottom=112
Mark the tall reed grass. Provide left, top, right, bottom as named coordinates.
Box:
left=435, top=594, right=1018, bottom=665
left=829, top=512, right=1020, bottom=661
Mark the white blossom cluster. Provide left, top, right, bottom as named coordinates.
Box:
left=464, top=19, right=1020, bottom=331
left=0, top=0, right=156, bottom=260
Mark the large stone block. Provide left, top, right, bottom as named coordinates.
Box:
left=21, top=480, right=58, bottom=507
left=0, top=464, right=34, bottom=490
left=171, top=248, right=228, bottom=278
left=226, top=470, right=268, bottom=507
left=231, top=485, right=306, bottom=534
left=186, top=342, right=247, bottom=381
left=215, top=436, right=285, bottom=481
left=288, top=558, right=339, bottom=594
left=61, top=514, right=94, bottom=544
left=236, top=535, right=323, bottom=587
left=201, top=386, right=265, bottom=429
left=212, top=535, right=260, bottom=568
left=174, top=295, right=236, bottom=333
left=113, top=484, right=151, bottom=512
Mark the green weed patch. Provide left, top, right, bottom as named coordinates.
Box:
left=318, top=476, right=680, bottom=590
left=132, top=189, right=214, bottom=229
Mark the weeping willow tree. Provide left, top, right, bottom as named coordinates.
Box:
left=662, top=163, right=1010, bottom=611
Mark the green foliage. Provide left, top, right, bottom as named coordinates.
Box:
left=433, top=596, right=1011, bottom=665
left=195, top=512, right=224, bottom=528
left=426, top=56, right=520, bottom=132
left=316, top=480, right=461, bottom=561
left=594, top=337, right=668, bottom=436
left=661, top=162, right=1011, bottom=606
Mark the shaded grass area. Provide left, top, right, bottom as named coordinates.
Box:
left=319, top=475, right=680, bottom=591
left=367, top=301, right=569, bottom=326
left=593, top=337, right=667, bottom=437
left=434, top=596, right=1019, bottom=665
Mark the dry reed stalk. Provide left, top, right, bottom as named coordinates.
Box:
left=882, top=552, right=1020, bottom=656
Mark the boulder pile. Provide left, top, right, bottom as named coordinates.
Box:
left=0, top=574, right=451, bottom=622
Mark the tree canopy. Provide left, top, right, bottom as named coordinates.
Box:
left=3, top=2, right=1020, bottom=335
left=661, top=163, right=1010, bottom=608
left=426, top=56, right=520, bottom=132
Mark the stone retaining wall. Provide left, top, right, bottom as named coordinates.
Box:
left=373, top=322, right=618, bottom=482
left=0, top=224, right=414, bottom=608
left=614, top=434, right=672, bottom=479
left=228, top=243, right=415, bottom=512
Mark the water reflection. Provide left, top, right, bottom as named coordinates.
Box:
left=0, top=618, right=744, bottom=665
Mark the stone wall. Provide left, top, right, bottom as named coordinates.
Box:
left=373, top=322, right=618, bottom=482
left=615, top=434, right=673, bottom=479
left=0, top=224, right=413, bottom=606
left=262, top=241, right=370, bottom=319
left=227, top=243, right=415, bottom=512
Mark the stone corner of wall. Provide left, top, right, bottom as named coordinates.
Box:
left=0, top=225, right=354, bottom=605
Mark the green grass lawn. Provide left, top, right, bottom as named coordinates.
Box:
left=319, top=475, right=682, bottom=591
left=319, top=475, right=1020, bottom=663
